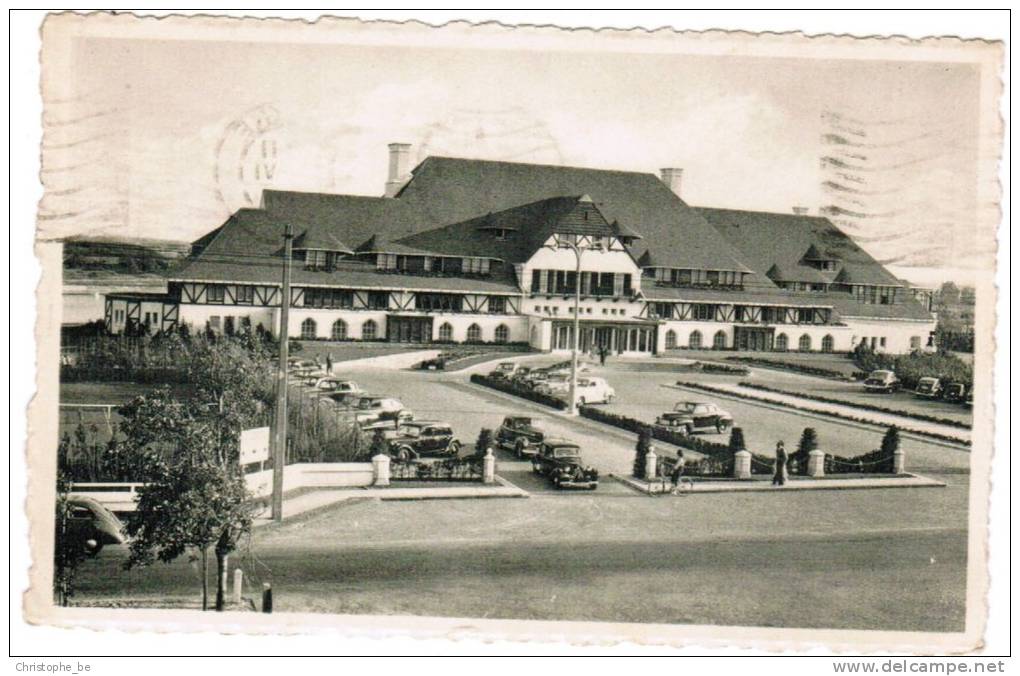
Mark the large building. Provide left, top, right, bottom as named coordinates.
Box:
left=105, top=144, right=936, bottom=355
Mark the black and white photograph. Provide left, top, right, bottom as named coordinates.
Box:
left=15, top=10, right=1007, bottom=660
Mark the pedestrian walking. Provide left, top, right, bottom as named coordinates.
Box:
left=325, top=352, right=333, bottom=374
left=670, top=450, right=686, bottom=495
left=598, top=344, right=608, bottom=366
left=772, top=441, right=788, bottom=486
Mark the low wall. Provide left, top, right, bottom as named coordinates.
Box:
left=245, top=463, right=375, bottom=498
left=67, top=482, right=145, bottom=513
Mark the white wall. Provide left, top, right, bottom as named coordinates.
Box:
left=657, top=320, right=854, bottom=353
left=521, top=246, right=643, bottom=294
left=178, top=304, right=276, bottom=334
left=285, top=309, right=390, bottom=341
left=428, top=313, right=529, bottom=343
left=843, top=317, right=937, bottom=354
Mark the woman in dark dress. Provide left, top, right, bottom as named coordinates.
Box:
left=772, top=441, right=788, bottom=486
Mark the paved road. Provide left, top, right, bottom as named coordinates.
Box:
left=75, top=476, right=967, bottom=631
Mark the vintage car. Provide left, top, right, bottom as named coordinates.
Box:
left=531, top=439, right=599, bottom=490
left=347, top=396, right=413, bottom=427
left=491, top=361, right=519, bottom=378
left=571, top=377, right=615, bottom=405
left=509, top=366, right=532, bottom=383
left=534, top=373, right=571, bottom=394
left=293, top=370, right=329, bottom=387
left=655, top=401, right=733, bottom=436
left=496, top=416, right=546, bottom=457
left=58, top=496, right=128, bottom=556
left=418, top=354, right=448, bottom=371
left=914, top=376, right=943, bottom=399
left=385, top=421, right=461, bottom=461
left=942, top=382, right=969, bottom=404
left=312, top=377, right=363, bottom=395
left=863, top=369, right=900, bottom=393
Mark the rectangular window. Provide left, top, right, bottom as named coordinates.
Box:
left=622, top=274, right=633, bottom=295
left=693, top=304, right=716, bottom=321
left=706, top=270, right=720, bottom=286
left=798, top=308, right=814, bottom=323
left=367, top=291, right=389, bottom=310
left=678, top=269, right=693, bottom=285
left=880, top=337, right=887, bottom=348
left=209, top=316, right=221, bottom=331
left=207, top=285, right=225, bottom=303
left=555, top=270, right=567, bottom=294
left=416, top=293, right=463, bottom=312
left=531, top=270, right=541, bottom=293
left=488, top=296, right=506, bottom=314
left=236, top=285, right=255, bottom=304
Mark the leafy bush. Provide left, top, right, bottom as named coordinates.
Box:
left=475, top=428, right=494, bottom=456
left=791, top=427, right=818, bottom=475
left=725, top=356, right=851, bottom=380
left=853, top=350, right=973, bottom=391
left=633, top=426, right=652, bottom=478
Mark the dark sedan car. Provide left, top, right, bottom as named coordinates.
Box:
left=496, top=416, right=546, bottom=458
left=655, top=401, right=733, bottom=436
left=531, top=439, right=599, bottom=490
left=386, top=421, right=462, bottom=461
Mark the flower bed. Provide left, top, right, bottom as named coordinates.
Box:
left=737, top=381, right=971, bottom=430
left=676, top=380, right=969, bottom=447
left=389, top=456, right=485, bottom=481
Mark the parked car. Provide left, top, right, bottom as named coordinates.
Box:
left=510, top=366, right=532, bottom=383
left=571, top=377, right=615, bottom=405
left=942, top=382, right=969, bottom=404
left=655, top=401, right=733, bottom=436
left=491, top=361, right=519, bottom=378
left=914, top=376, right=943, bottom=399
left=496, top=416, right=546, bottom=457
left=535, top=373, right=571, bottom=395
left=312, top=377, right=363, bottom=396
left=531, top=439, right=599, bottom=490
left=287, top=358, right=317, bottom=371
left=385, top=421, right=462, bottom=461
left=350, top=396, right=413, bottom=427
left=863, top=369, right=900, bottom=393
left=293, top=370, right=329, bottom=386
left=418, top=355, right=447, bottom=371
left=58, top=496, right=128, bottom=556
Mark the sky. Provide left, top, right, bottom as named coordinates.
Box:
left=39, top=27, right=998, bottom=276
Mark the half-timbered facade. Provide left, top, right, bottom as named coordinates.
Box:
left=105, top=147, right=935, bottom=355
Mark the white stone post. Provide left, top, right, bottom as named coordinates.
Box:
left=733, top=450, right=752, bottom=479
left=807, top=449, right=826, bottom=478
left=232, top=568, right=243, bottom=605
left=893, top=449, right=906, bottom=474
left=372, top=453, right=391, bottom=486
left=219, top=554, right=229, bottom=597
left=483, top=447, right=496, bottom=484
left=644, top=447, right=658, bottom=482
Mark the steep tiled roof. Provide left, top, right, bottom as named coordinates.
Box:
left=698, top=207, right=903, bottom=287
left=766, top=262, right=832, bottom=285
left=393, top=156, right=752, bottom=273
left=393, top=196, right=619, bottom=264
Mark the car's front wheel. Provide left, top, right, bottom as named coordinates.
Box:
left=447, top=440, right=461, bottom=456
left=716, top=420, right=731, bottom=434
left=396, top=446, right=413, bottom=462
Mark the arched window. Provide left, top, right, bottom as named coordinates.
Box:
left=362, top=319, right=377, bottom=341
left=466, top=323, right=482, bottom=343
left=821, top=334, right=834, bottom=353
left=664, top=329, right=677, bottom=349
left=713, top=330, right=727, bottom=350
left=438, top=322, right=453, bottom=342
left=688, top=330, right=702, bottom=349
left=300, top=318, right=317, bottom=340
left=798, top=334, right=812, bottom=352
left=494, top=324, right=509, bottom=344
left=775, top=333, right=788, bottom=352
left=330, top=319, right=347, bottom=341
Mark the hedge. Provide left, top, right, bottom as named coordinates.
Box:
left=469, top=374, right=567, bottom=410
left=676, top=380, right=970, bottom=447
left=725, top=356, right=857, bottom=380
left=853, top=349, right=973, bottom=391
left=737, top=381, right=971, bottom=430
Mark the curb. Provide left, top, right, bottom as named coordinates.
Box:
left=611, top=471, right=945, bottom=495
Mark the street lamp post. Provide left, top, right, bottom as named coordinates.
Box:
left=558, top=239, right=602, bottom=416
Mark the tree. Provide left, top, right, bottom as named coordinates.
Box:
left=633, top=426, right=652, bottom=478
left=474, top=428, right=494, bottom=457
left=881, top=427, right=900, bottom=456
left=54, top=472, right=90, bottom=606
left=119, top=388, right=255, bottom=611
left=727, top=427, right=746, bottom=454
left=794, top=427, right=819, bottom=475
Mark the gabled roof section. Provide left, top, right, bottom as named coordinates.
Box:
left=766, top=262, right=831, bottom=285
left=393, top=195, right=615, bottom=264
left=699, top=207, right=903, bottom=288
left=292, top=229, right=353, bottom=254
left=394, top=156, right=752, bottom=273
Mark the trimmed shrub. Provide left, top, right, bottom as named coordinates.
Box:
left=725, top=356, right=852, bottom=380
left=475, top=428, right=494, bottom=456
left=792, top=427, right=819, bottom=475
left=880, top=426, right=901, bottom=457
left=470, top=374, right=568, bottom=410
left=727, top=427, right=747, bottom=453
left=853, top=350, right=973, bottom=391
left=633, top=426, right=652, bottom=478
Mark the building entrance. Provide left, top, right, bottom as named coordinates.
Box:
left=734, top=326, right=775, bottom=351
left=387, top=316, right=433, bottom=343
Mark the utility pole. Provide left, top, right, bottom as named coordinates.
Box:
left=271, top=224, right=293, bottom=521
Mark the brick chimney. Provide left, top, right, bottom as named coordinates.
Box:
left=385, top=143, right=412, bottom=197
left=659, top=168, right=683, bottom=198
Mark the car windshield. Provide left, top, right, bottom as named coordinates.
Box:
left=676, top=402, right=698, bottom=413
left=397, top=425, right=422, bottom=437
left=357, top=399, right=378, bottom=409
left=552, top=447, right=580, bottom=458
